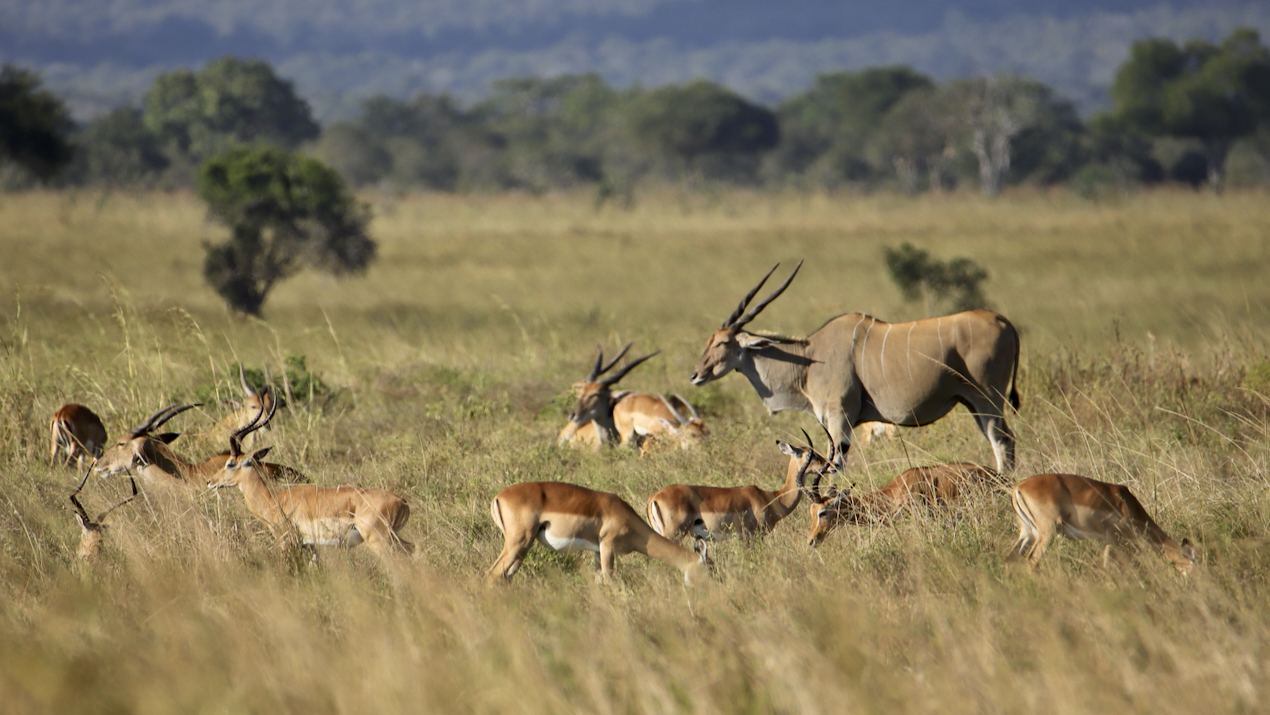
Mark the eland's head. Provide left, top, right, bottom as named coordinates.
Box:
left=689, top=261, right=802, bottom=386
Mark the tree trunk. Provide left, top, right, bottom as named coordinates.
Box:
left=1203, top=138, right=1231, bottom=194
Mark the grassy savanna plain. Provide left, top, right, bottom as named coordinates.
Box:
left=2, top=188, right=1270, bottom=714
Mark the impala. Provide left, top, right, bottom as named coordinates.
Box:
left=207, top=398, right=412, bottom=558
left=634, top=395, right=711, bottom=454
left=96, top=403, right=304, bottom=487
left=1007, top=473, right=1195, bottom=574
left=688, top=261, right=1021, bottom=473
left=214, top=364, right=277, bottom=446
left=562, top=344, right=660, bottom=447
left=486, top=481, right=712, bottom=585
left=801, top=443, right=1000, bottom=546
left=49, top=403, right=108, bottom=470
left=69, top=461, right=138, bottom=560
left=646, top=430, right=831, bottom=540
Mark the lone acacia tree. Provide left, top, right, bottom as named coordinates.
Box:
left=197, top=146, right=376, bottom=316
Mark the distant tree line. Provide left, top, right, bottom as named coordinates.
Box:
left=3, top=28, right=1270, bottom=197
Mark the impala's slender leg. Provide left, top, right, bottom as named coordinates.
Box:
left=598, top=537, right=617, bottom=582
left=488, top=532, right=536, bottom=583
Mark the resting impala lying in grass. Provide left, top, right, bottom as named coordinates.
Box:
left=207, top=397, right=412, bottom=559
left=486, top=481, right=712, bottom=585
left=800, top=439, right=1000, bottom=546
left=1007, top=473, right=1195, bottom=574
left=213, top=364, right=277, bottom=447
left=96, top=403, right=305, bottom=488
left=645, top=430, right=833, bottom=540
left=69, top=460, right=138, bottom=561
left=49, top=403, right=108, bottom=470
left=559, top=344, right=707, bottom=452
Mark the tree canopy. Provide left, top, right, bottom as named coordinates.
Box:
left=0, top=64, right=74, bottom=181
left=631, top=81, right=779, bottom=170
left=146, top=57, right=320, bottom=169
left=197, top=146, right=375, bottom=316
left=1109, top=28, right=1270, bottom=191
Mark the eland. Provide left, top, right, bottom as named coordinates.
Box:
left=688, top=261, right=1021, bottom=473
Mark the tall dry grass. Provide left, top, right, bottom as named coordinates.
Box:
left=1, top=187, right=1269, bottom=713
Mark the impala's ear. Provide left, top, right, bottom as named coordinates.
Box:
left=249, top=447, right=272, bottom=463
left=736, top=333, right=775, bottom=351
left=223, top=399, right=242, bottom=409
left=1181, top=538, right=1196, bottom=560
left=693, top=538, right=711, bottom=564
left=776, top=440, right=798, bottom=458
left=155, top=432, right=181, bottom=444
left=74, top=512, right=88, bottom=529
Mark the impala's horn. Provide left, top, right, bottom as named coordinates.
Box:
left=239, top=363, right=256, bottom=398
left=129, top=403, right=200, bottom=438
left=598, top=351, right=660, bottom=388
left=586, top=342, right=632, bottom=382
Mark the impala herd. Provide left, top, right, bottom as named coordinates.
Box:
left=50, top=262, right=1196, bottom=582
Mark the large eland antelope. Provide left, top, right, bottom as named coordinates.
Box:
left=688, top=261, right=1021, bottom=472
left=1007, top=473, right=1195, bottom=574
left=207, top=397, right=412, bottom=559
left=96, top=403, right=304, bottom=487
left=801, top=448, right=1000, bottom=546
left=645, top=431, right=832, bottom=540
left=486, top=481, right=712, bottom=585
left=49, top=404, right=108, bottom=470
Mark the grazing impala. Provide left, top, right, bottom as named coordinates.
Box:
left=646, top=431, right=831, bottom=540
left=688, top=261, right=1021, bottom=473
left=486, top=481, right=712, bottom=585
left=69, top=461, right=138, bottom=560
left=1007, top=473, right=1195, bottom=574
left=800, top=441, right=1000, bottom=546
left=96, top=403, right=304, bottom=487
left=49, top=404, right=108, bottom=470
left=207, top=398, right=412, bottom=558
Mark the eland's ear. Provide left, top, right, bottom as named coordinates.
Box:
left=249, top=447, right=273, bottom=463
left=736, top=333, right=775, bottom=351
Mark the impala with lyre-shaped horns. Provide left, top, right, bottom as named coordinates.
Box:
left=561, top=344, right=664, bottom=448
left=215, top=363, right=277, bottom=446
left=486, top=481, right=712, bottom=585
left=49, top=403, right=108, bottom=470
left=800, top=437, right=1000, bottom=546
left=1007, top=473, right=1195, bottom=575
left=69, top=460, right=139, bottom=560
left=689, top=260, right=1021, bottom=473
left=207, top=395, right=412, bottom=559
left=646, top=429, right=832, bottom=540
left=96, top=403, right=304, bottom=487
